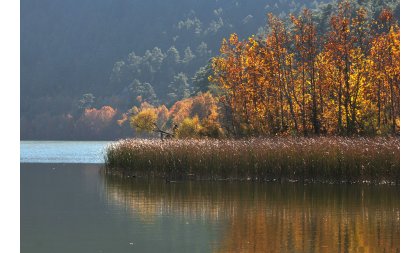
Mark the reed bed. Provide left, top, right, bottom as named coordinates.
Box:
left=104, top=137, right=399, bottom=184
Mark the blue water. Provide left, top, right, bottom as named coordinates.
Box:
left=20, top=141, right=112, bottom=163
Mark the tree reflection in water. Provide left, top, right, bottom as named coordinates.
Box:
left=103, top=174, right=399, bottom=253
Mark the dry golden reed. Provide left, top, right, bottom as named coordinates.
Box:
left=105, top=137, right=399, bottom=183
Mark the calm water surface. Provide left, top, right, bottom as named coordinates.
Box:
left=21, top=141, right=400, bottom=253
left=20, top=141, right=111, bottom=163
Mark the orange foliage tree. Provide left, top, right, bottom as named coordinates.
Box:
left=77, top=106, right=117, bottom=137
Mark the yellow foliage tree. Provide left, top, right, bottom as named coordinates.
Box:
left=176, top=116, right=202, bottom=138
left=210, top=1, right=399, bottom=136
left=130, top=108, right=157, bottom=134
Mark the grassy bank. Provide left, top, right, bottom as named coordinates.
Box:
left=104, top=137, right=399, bottom=184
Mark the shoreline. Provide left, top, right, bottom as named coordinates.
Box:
left=103, top=168, right=399, bottom=185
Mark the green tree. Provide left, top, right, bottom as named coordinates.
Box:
left=191, top=63, right=213, bottom=94
left=196, top=42, right=212, bottom=58
left=183, top=47, right=195, bottom=63
left=128, top=79, right=158, bottom=105
left=78, top=93, right=95, bottom=110
left=168, top=72, right=191, bottom=103
left=166, top=46, right=181, bottom=64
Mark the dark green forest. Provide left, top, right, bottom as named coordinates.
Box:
left=21, top=0, right=399, bottom=140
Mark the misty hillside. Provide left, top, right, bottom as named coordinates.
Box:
left=21, top=0, right=399, bottom=140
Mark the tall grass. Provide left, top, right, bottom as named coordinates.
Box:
left=104, top=137, right=399, bottom=183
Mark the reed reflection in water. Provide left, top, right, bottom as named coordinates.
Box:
left=103, top=174, right=399, bottom=253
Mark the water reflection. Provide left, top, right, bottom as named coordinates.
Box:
left=103, top=174, right=399, bottom=253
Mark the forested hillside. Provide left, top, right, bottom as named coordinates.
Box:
left=21, top=0, right=399, bottom=139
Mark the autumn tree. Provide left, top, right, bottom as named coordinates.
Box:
left=210, top=0, right=399, bottom=137
left=291, top=8, right=320, bottom=134
left=130, top=108, right=158, bottom=134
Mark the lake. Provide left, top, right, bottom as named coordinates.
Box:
left=20, top=141, right=111, bottom=163
left=21, top=141, right=400, bottom=253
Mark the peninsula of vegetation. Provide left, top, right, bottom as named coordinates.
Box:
left=104, top=0, right=399, bottom=183
left=105, top=137, right=399, bottom=183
